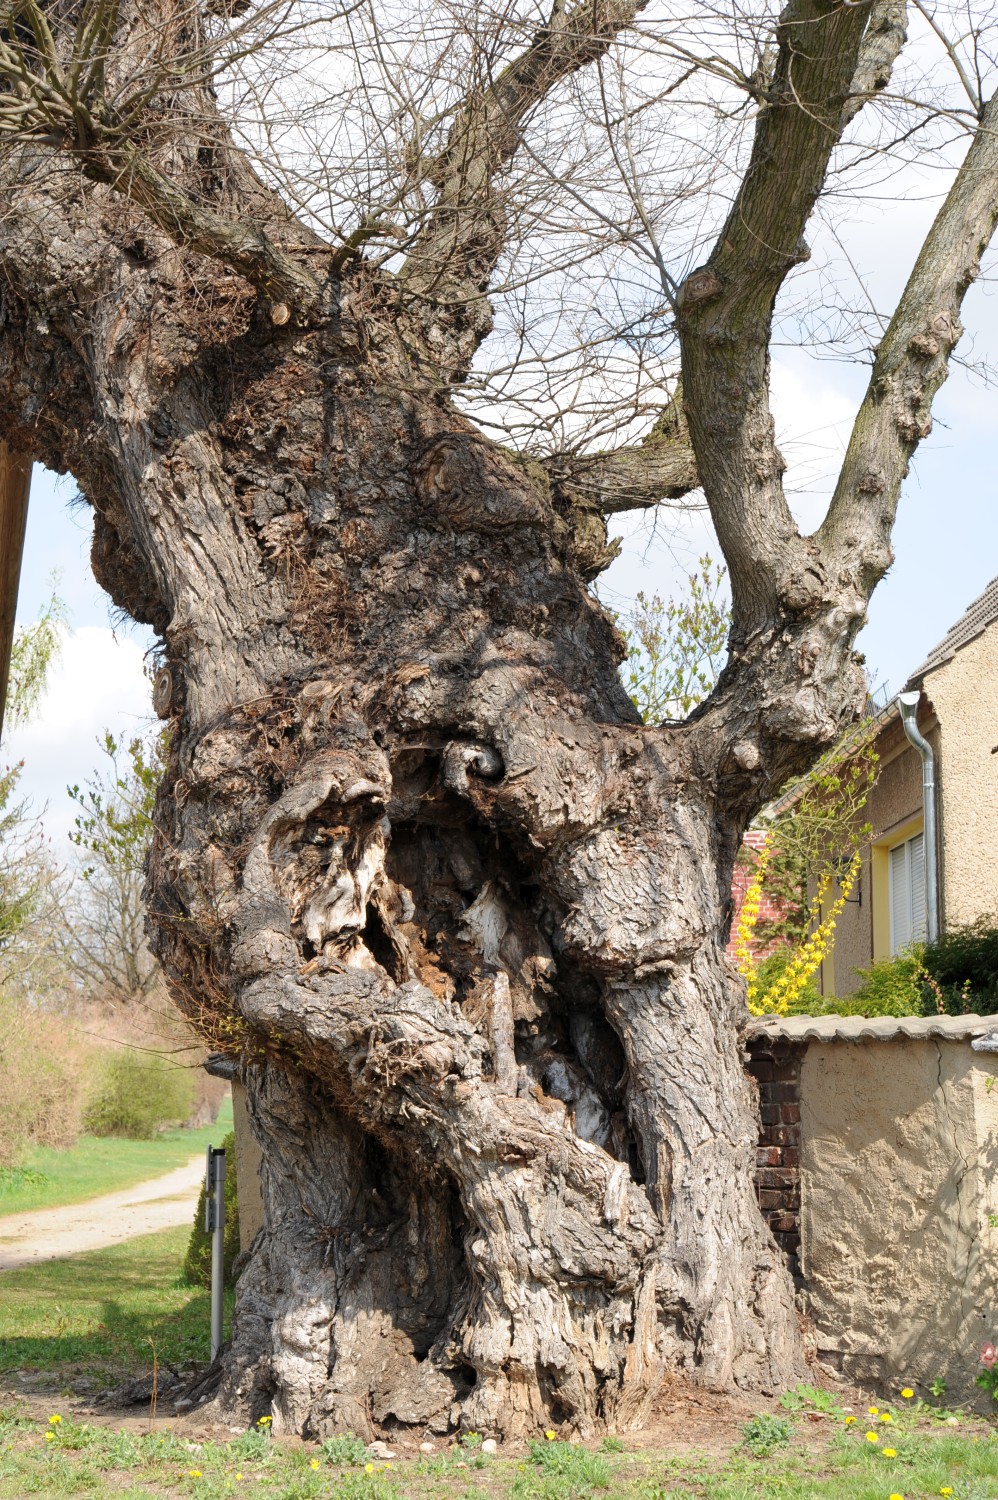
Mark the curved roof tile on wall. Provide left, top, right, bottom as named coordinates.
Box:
left=746, top=1012, right=998, bottom=1046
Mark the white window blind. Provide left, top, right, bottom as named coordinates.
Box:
left=889, top=831, right=926, bottom=955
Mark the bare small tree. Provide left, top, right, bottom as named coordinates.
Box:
left=64, top=731, right=162, bottom=1003
left=1, top=0, right=997, bottom=1437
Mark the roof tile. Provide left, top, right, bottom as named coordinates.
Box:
left=909, top=574, right=998, bottom=682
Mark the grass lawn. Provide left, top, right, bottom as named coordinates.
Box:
left=0, top=1397, right=996, bottom=1499
left=0, top=1096, right=233, bottom=1218
left=0, top=1223, right=234, bottom=1379
left=1, top=1225, right=994, bottom=1497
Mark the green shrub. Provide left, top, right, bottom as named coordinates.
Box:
left=840, top=951, right=925, bottom=1017
left=82, top=1049, right=194, bottom=1140
left=182, top=1129, right=240, bottom=1288
left=753, top=947, right=822, bottom=1015
left=321, top=1434, right=368, bottom=1466
left=832, top=922, right=998, bottom=1018
left=922, top=918, right=998, bottom=1015
left=227, top=1426, right=271, bottom=1460
left=526, top=1439, right=610, bottom=1487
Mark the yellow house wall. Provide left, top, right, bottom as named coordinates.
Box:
left=822, top=713, right=936, bottom=997
left=923, top=623, right=998, bottom=931
left=799, top=1037, right=998, bottom=1404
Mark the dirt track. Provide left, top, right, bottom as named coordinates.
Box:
left=0, top=1156, right=205, bottom=1270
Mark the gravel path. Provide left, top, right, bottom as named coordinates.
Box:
left=0, top=1156, right=205, bottom=1270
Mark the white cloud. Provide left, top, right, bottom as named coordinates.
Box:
left=769, top=357, right=860, bottom=531
left=2, top=626, right=153, bottom=859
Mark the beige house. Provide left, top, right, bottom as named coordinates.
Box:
left=820, top=576, right=998, bottom=999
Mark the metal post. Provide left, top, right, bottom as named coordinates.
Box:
left=897, top=691, right=939, bottom=944
left=205, top=1145, right=226, bottom=1362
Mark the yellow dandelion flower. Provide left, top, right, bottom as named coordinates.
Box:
left=256, top=1415, right=272, bottom=1427
left=865, top=1431, right=879, bottom=1443
left=45, top=1432, right=55, bottom=1443
left=880, top=1412, right=893, bottom=1423
left=882, top=1447, right=897, bottom=1458
left=889, top=1494, right=905, bottom=1500
left=940, top=1489, right=953, bottom=1496
left=545, top=1430, right=556, bottom=1441
left=843, top=1415, right=856, bottom=1425
left=189, top=1470, right=202, bottom=1478
left=365, top=1463, right=374, bottom=1474
left=901, top=1388, right=914, bottom=1399
left=310, top=1458, right=320, bottom=1470
left=868, top=1406, right=879, bottom=1416
left=48, top=1416, right=61, bottom=1425
left=236, top=1476, right=243, bottom=1483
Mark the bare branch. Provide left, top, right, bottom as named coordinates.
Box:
left=911, top=0, right=982, bottom=113
left=82, top=138, right=324, bottom=312
left=544, top=392, right=698, bottom=514
left=676, top=0, right=901, bottom=638
left=818, top=88, right=998, bottom=590
left=397, top=0, right=649, bottom=362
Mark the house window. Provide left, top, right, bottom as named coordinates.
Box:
left=889, top=831, right=926, bottom=954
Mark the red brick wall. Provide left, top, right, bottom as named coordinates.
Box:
left=728, top=829, right=790, bottom=961
left=745, top=1034, right=802, bottom=1284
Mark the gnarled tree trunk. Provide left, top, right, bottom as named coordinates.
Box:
left=3, top=253, right=802, bottom=1430
left=3, top=0, right=998, bottom=1442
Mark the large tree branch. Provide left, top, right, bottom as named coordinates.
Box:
left=396, top=0, right=648, bottom=366
left=81, top=137, right=324, bottom=314
left=842, top=0, right=909, bottom=125
left=818, top=89, right=998, bottom=587
left=544, top=399, right=699, bottom=516
left=0, top=0, right=326, bottom=315
left=677, top=0, right=903, bottom=639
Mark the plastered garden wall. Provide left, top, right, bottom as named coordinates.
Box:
left=754, top=1014, right=998, bottom=1406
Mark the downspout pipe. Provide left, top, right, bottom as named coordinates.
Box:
left=897, top=690, right=939, bottom=944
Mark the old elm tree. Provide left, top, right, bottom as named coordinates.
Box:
left=1, top=0, right=996, bottom=1438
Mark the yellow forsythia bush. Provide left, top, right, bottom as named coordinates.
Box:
left=735, top=838, right=860, bottom=1016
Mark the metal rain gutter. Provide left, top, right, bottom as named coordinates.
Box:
left=897, top=690, right=939, bottom=944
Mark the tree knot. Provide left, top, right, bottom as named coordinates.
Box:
left=677, top=267, right=725, bottom=311
left=442, top=741, right=504, bottom=797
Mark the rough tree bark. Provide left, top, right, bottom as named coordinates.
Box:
left=2, top=0, right=997, bottom=1440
